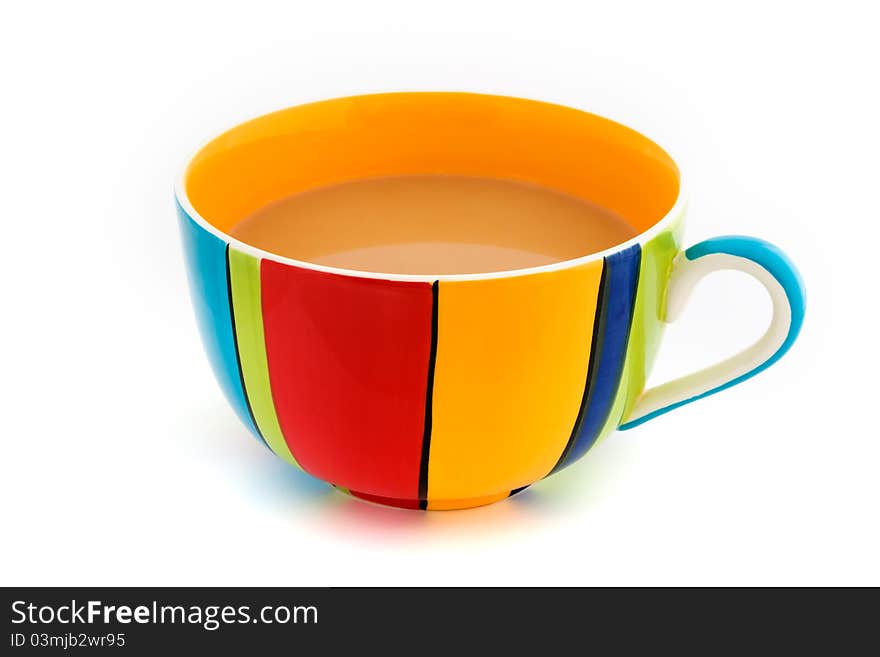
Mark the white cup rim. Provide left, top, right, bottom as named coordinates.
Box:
left=174, top=91, right=689, bottom=283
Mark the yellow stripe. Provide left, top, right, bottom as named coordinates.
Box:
left=427, top=262, right=604, bottom=501
left=427, top=491, right=511, bottom=511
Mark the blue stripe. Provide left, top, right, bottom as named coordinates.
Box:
left=619, top=235, right=805, bottom=429
left=176, top=202, right=263, bottom=443
left=554, top=244, right=641, bottom=470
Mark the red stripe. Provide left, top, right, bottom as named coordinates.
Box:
left=261, top=262, right=433, bottom=499
left=348, top=490, right=423, bottom=510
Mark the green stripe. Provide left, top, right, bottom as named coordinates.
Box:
left=617, top=216, right=684, bottom=424
left=228, top=248, right=301, bottom=468
left=589, top=215, right=685, bottom=446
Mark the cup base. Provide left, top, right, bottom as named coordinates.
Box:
left=337, top=487, right=518, bottom=511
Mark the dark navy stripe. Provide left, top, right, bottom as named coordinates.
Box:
left=553, top=244, right=641, bottom=471
left=550, top=260, right=609, bottom=473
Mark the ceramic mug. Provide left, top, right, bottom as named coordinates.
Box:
left=175, top=92, right=805, bottom=510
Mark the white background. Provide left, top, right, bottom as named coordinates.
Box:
left=1, top=0, right=877, bottom=586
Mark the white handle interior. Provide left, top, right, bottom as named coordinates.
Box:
left=624, top=251, right=792, bottom=426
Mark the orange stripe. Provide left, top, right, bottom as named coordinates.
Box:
left=426, top=262, right=604, bottom=502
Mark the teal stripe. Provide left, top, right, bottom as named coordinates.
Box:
left=177, top=201, right=264, bottom=444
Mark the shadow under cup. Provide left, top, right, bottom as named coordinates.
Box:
left=176, top=92, right=683, bottom=510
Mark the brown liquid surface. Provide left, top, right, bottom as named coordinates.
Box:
left=229, top=175, right=638, bottom=275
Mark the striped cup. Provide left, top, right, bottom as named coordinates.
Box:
left=176, top=92, right=805, bottom=510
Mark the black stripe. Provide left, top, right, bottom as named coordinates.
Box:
left=508, top=485, right=530, bottom=498
left=417, top=281, right=440, bottom=509
left=550, top=259, right=610, bottom=474
left=225, top=245, right=267, bottom=447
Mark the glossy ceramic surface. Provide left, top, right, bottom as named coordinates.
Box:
left=176, top=92, right=804, bottom=510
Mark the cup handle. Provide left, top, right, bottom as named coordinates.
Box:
left=619, top=235, right=806, bottom=430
